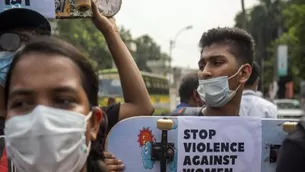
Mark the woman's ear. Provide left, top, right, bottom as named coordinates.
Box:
left=90, top=106, right=103, bottom=141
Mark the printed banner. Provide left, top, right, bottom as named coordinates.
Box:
left=177, top=117, right=262, bottom=172
left=0, top=0, right=56, bottom=19
left=277, top=45, right=288, bottom=77
left=0, top=0, right=122, bottom=19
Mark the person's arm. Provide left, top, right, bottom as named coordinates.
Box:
left=276, top=140, right=305, bottom=172
left=91, top=2, right=154, bottom=121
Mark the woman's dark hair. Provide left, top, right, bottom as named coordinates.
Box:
left=4, top=36, right=107, bottom=171
left=4, top=36, right=99, bottom=108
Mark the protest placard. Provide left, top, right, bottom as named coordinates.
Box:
left=0, top=0, right=56, bottom=18
left=0, top=0, right=121, bottom=19
left=177, top=117, right=262, bottom=172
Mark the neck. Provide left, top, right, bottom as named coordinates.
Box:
left=244, top=86, right=255, bottom=91
left=204, top=105, right=240, bottom=116
left=187, top=100, right=198, bottom=107
left=203, top=89, right=243, bottom=116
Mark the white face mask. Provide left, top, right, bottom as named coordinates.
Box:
left=4, top=105, right=92, bottom=172
left=197, top=66, right=244, bottom=108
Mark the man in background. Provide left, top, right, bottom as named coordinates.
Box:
left=172, top=72, right=204, bottom=113
left=239, top=62, right=277, bottom=118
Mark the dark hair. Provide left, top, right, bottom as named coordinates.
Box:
left=199, top=27, right=255, bottom=66
left=4, top=36, right=99, bottom=108
left=179, top=72, right=199, bottom=103
left=245, top=61, right=260, bottom=86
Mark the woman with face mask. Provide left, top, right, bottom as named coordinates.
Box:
left=3, top=36, right=106, bottom=172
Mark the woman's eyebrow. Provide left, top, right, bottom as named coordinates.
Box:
left=51, top=86, right=78, bottom=94
left=9, top=88, right=33, bottom=98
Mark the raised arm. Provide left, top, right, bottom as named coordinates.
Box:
left=91, top=2, right=154, bottom=120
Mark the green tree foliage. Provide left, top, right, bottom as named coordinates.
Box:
left=54, top=19, right=170, bottom=74
left=55, top=19, right=112, bottom=71
left=272, top=1, right=305, bottom=92
left=134, top=35, right=170, bottom=72
left=235, top=0, right=305, bottom=94
left=234, top=0, right=287, bottom=92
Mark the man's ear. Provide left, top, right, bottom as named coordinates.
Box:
left=239, top=64, right=252, bottom=84
left=193, top=90, right=205, bottom=107
left=192, top=90, right=201, bottom=102
left=90, top=106, right=103, bottom=141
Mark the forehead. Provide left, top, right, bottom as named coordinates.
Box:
left=9, top=52, right=82, bottom=91
left=199, top=43, right=236, bottom=62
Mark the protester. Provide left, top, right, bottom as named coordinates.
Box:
left=107, top=97, right=116, bottom=106
left=90, top=2, right=153, bottom=171
left=240, top=62, right=277, bottom=118
left=3, top=36, right=106, bottom=172
left=0, top=5, right=51, bottom=117
left=0, top=1, right=154, bottom=171
left=172, top=72, right=204, bottom=113
left=170, top=27, right=254, bottom=116
left=196, top=27, right=254, bottom=116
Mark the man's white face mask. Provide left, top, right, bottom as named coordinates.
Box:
left=197, top=65, right=244, bottom=107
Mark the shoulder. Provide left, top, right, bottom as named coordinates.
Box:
left=254, top=97, right=277, bottom=113
left=101, top=103, right=121, bottom=132
left=171, top=107, right=204, bottom=116
left=102, top=103, right=121, bottom=115
left=257, top=97, right=276, bottom=107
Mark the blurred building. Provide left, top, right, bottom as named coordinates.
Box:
left=147, top=61, right=198, bottom=110
left=171, top=67, right=198, bottom=91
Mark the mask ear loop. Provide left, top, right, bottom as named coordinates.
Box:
left=228, top=65, right=245, bottom=80
left=85, top=112, right=93, bottom=121
left=228, top=65, right=246, bottom=94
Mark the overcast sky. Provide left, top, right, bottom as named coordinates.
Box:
left=115, top=0, right=259, bottom=69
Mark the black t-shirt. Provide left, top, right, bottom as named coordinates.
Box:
left=276, top=121, right=305, bottom=172
left=102, top=103, right=120, bottom=133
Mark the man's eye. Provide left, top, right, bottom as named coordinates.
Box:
left=213, top=61, right=223, bottom=66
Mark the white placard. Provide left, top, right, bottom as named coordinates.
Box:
left=177, top=117, right=262, bottom=172
left=0, top=0, right=56, bottom=19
